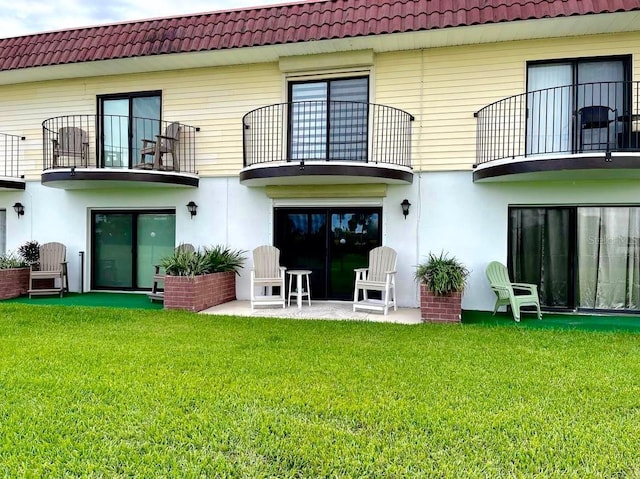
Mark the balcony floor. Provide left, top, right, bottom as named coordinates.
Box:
left=473, top=151, right=640, bottom=182
left=240, top=161, right=413, bottom=186
left=0, top=176, right=25, bottom=191
left=41, top=168, right=199, bottom=189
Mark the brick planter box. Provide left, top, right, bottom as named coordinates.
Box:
left=163, top=271, right=236, bottom=312
left=420, top=284, right=462, bottom=323
left=0, top=267, right=30, bottom=300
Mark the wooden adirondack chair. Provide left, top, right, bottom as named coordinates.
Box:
left=353, top=246, right=397, bottom=315
left=250, top=245, right=286, bottom=310
left=149, top=243, right=196, bottom=302
left=28, top=242, right=68, bottom=298
left=52, top=127, right=89, bottom=167
left=140, top=122, right=181, bottom=171
left=485, top=261, right=542, bottom=322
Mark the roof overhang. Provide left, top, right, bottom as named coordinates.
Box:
left=1, top=11, right=639, bottom=85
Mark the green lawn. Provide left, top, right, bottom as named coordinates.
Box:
left=1, top=304, right=640, bottom=477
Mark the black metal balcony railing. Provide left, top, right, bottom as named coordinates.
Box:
left=0, top=132, right=23, bottom=178
left=42, top=115, right=198, bottom=174
left=242, top=101, right=414, bottom=168
left=476, top=81, right=640, bottom=165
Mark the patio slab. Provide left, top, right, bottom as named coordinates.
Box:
left=201, top=300, right=422, bottom=325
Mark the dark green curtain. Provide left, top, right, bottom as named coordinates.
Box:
left=509, top=208, right=571, bottom=308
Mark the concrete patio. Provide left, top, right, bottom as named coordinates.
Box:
left=201, top=300, right=422, bottom=325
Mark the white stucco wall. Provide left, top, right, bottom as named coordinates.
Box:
left=6, top=172, right=639, bottom=311
left=417, top=171, right=640, bottom=312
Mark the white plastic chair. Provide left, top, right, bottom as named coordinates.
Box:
left=250, top=245, right=287, bottom=310
left=353, top=246, right=397, bottom=315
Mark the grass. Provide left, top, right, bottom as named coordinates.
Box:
left=1, top=304, right=640, bottom=477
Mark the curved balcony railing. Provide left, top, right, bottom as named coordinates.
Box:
left=0, top=132, right=24, bottom=178
left=42, top=115, right=198, bottom=174
left=476, top=81, right=640, bottom=165
left=242, top=101, right=414, bottom=168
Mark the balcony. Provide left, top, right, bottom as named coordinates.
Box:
left=0, top=133, right=25, bottom=191
left=474, top=81, right=640, bottom=182
left=240, top=101, right=414, bottom=186
left=41, top=115, right=199, bottom=189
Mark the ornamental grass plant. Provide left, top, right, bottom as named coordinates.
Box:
left=160, top=245, right=246, bottom=277
left=415, top=251, right=470, bottom=295
left=1, top=304, right=640, bottom=476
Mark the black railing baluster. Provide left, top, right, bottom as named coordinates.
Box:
left=41, top=115, right=197, bottom=173
left=475, top=81, right=640, bottom=165
left=242, top=101, right=413, bottom=168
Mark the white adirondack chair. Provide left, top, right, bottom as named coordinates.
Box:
left=353, top=246, right=397, bottom=315
left=28, top=242, right=68, bottom=298
left=250, top=245, right=286, bottom=310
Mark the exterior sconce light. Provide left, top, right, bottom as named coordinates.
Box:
left=400, top=199, right=411, bottom=220
left=186, top=201, right=198, bottom=219
left=13, top=202, right=25, bottom=218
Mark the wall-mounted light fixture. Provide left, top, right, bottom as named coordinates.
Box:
left=186, top=201, right=198, bottom=219
left=400, top=199, right=411, bottom=220
left=13, top=202, right=25, bottom=218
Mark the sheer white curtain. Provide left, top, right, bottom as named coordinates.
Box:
left=578, top=207, right=640, bottom=310
left=527, top=64, right=572, bottom=155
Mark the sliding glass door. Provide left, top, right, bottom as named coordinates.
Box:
left=274, top=207, right=381, bottom=299
left=509, top=206, right=640, bottom=312
left=99, top=92, right=161, bottom=168
left=92, top=210, right=175, bottom=290
left=289, top=77, right=369, bottom=162
left=577, top=207, right=640, bottom=310
left=526, top=57, right=628, bottom=155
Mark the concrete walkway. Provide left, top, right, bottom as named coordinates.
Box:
left=201, top=300, right=422, bottom=325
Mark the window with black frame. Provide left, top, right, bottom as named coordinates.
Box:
left=509, top=205, right=640, bottom=312
left=289, top=77, right=369, bottom=162
left=526, top=56, right=630, bottom=155
left=99, top=92, right=161, bottom=168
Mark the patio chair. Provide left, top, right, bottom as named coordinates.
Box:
left=52, top=127, right=89, bottom=167
left=28, top=242, right=68, bottom=298
left=139, top=122, right=181, bottom=171
left=353, top=246, right=397, bottom=315
left=149, top=243, right=196, bottom=302
left=578, top=105, right=617, bottom=152
left=250, top=245, right=286, bottom=310
left=485, top=261, right=542, bottom=322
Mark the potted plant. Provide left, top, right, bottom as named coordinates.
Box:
left=0, top=252, right=30, bottom=300
left=18, top=240, right=40, bottom=268
left=160, top=245, right=246, bottom=312
left=415, top=251, right=469, bottom=323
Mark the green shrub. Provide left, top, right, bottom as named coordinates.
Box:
left=160, top=245, right=246, bottom=277
left=0, top=252, right=29, bottom=269
left=17, top=241, right=39, bottom=265
left=415, top=251, right=469, bottom=296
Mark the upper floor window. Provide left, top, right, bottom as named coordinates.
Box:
left=526, top=56, right=631, bottom=155
left=289, top=77, right=369, bottom=162
left=98, top=91, right=161, bottom=168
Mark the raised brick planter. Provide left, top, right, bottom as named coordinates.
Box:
left=420, top=284, right=462, bottom=323
left=163, top=271, right=236, bottom=312
left=0, top=267, right=30, bottom=300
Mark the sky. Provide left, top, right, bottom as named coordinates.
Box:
left=0, top=0, right=295, bottom=38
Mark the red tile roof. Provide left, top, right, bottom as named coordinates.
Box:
left=1, top=0, right=639, bottom=72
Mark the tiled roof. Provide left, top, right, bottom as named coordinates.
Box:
left=1, top=0, right=639, bottom=72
